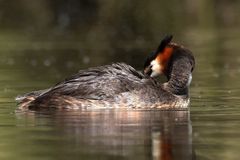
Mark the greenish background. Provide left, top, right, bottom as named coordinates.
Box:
left=0, top=0, right=240, bottom=160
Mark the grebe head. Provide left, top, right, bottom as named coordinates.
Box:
left=144, top=35, right=195, bottom=95
left=144, top=35, right=173, bottom=77
left=144, top=35, right=195, bottom=79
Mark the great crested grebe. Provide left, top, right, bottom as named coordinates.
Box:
left=16, top=35, right=195, bottom=110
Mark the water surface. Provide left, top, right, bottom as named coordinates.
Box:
left=1, top=1, right=240, bottom=160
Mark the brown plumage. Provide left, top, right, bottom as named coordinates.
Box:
left=16, top=35, right=195, bottom=111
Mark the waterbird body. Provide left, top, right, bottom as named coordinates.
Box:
left=16, top=35, right=195, bottom=110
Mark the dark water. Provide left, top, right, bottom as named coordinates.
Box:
left=1, top=1, right=240, bottom=160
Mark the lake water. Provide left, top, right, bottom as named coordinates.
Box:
left=0, top=29, right=240, bottom=160
left=1, top=1, right=240, bottom=160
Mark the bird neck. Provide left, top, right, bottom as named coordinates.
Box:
left=164, top=58, right=192, bottom=96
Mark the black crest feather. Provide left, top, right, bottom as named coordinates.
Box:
left=144, top=35, right=173, bottom=68
left=156, top=35, right=173, bottom=53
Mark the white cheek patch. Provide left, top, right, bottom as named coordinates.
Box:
left=187, top=74, right=192, bottom=86
left=150, top=60, right=162, bottom=77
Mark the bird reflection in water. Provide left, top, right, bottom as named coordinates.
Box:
left=16, top=109, right=195, bottom=160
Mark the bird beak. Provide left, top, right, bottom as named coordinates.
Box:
left=144, top=65, right=152, bottom=76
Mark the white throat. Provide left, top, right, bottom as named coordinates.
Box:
left=150, top=60, right=162, bottom=77
left=187, top=73, right=192, bottom=86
